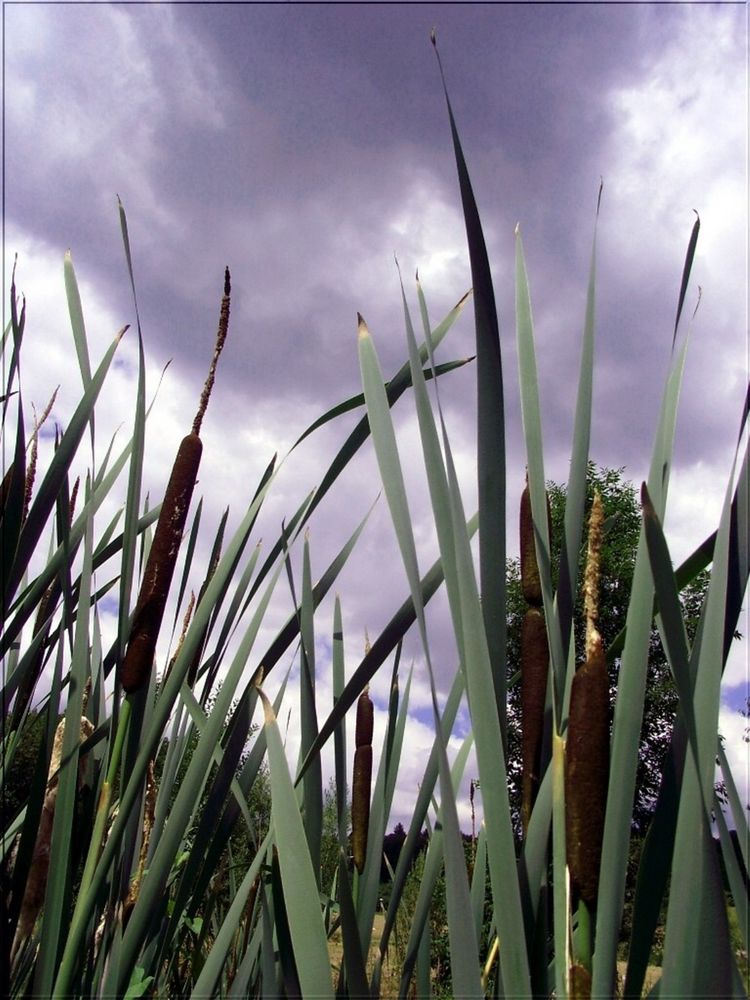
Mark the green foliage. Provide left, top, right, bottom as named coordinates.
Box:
left=2, top=37, right=747, bottom=1000
left=505, top=463, right=709, bottom=837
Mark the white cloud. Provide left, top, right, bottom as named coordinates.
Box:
left=5, top=5, right=227, bottom=247
left=718, top=702, right=749, bottom=816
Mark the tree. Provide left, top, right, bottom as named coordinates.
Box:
left=505, top=464, right=709, bottom=836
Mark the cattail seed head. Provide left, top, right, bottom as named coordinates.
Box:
left=351, top=686, right=374, bottom=873
left=351, top=745, right=372, bottom=875
left=355, top=685, right=374, bottom=748
left=565, top=632, right=609, bottom=907
left=520, top=476, right=550, bottom=607
left=119, top=432, right=202, bottom=693
left=570, top=962, right=592, bottom=1000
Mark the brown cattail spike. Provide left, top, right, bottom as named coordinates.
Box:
left=565, top=634, right=609, bottom=907
left=521, top=606, right=549, bottom=832
left=351, top=686, right=374, bottom=873
left=570, top=961, right=593, bottom=1000
left=565, top=492, right=609, bottom=907
left=355, top=684, right=374, bottom=748
left=520, top=475, right=551, bottom=607
left=121, top=271, right=230, bottom=694
left=119, top=432, right=202, bottom=693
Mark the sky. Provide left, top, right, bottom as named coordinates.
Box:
left=3, top=2, right=748, bottom=830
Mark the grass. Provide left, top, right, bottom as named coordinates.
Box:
left=2, top=33, right=748, bottom=1000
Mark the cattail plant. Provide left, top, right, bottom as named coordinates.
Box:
left=11, top=711, right=94, bottom=962
left=351, top=684, right=373, bottom=875
left=119, top=268, right=231, bottom=694
left=565, top=490, right=609, bottom=908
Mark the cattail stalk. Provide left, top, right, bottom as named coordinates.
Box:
left=351, top=685, right=373, bottom=874
left=119, top=269, right=230, bottom=694
left=11, top=715, right=94, bottom=962
left=565, top=491, right=609, bottom=909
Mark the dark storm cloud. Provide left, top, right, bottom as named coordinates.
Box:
left=5, top=3, right=654, bottom=404
left=4, top=2, right=746, bottom=725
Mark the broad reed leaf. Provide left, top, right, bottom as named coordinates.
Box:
left=190, top=830, right=271, bottom=999
left=5, top=327, right=126, bottom=611
left=1, top=396, right=27, bottom=614
left=332, top=596, right=348, bottom=845
left=63, top=250, right=92, bottom=391
left=161, top=684, right=259, bottom=959
left=360, top=300, right=530, bottom=994
left=255, top=499, right=372, bottom=688
left=33, top=478, right=95, bottom=997
left=336, top=849, right=370, bottom=998
left=184, top=674, right=290, bottom=919
left=622, top=726, right=682, bottom=999
left=397, top=737, right=473, bottom=998
left=557, top=190, right=600, bottom=661
left=433, top=34, right=508, bottom=734
left=437, top=731, right=483, bottom=1000
left=358, top=307, right=479, bottom=994
left=115, top=565, right=282, bottom=993
left=299, top=535, right=323, bottom=880
left=357, top=662, right=411, bottom=962
left=300, top=521, right=475, bottom=783
left=259, top=688, right=334, bottom=1000
left=717, top=739, right=749, bottom=874
left=672, top=211, right=700, bottom=347
left=292, top=356, right=471, bottom=449
left=641, top=483, right=702, bottom=772
left=54, top=470, right=279, bottom=998
left=440, top=405, right=530, bottom=995
left=3, top=264, right=25, bottom=428
left=551, top=732, right=569, bottom=999
left=357, top=316, right=425, bottom=622
left=377, top=668, right=464, bottom=966
left=117, top=315, right=147, bottom=669
left=660, top=416, right=745, bottom=996
left=402, top=274, right=465, bottom=667
left=295, top=292, right=470, bottom=530
left=592, top=227, right=697, bottom=992
left=514, top=229, right=565, bottom=714
left=714, top=795, right=748, bottom=953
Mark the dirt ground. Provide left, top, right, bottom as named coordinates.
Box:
left=329, top=914, right=663, bottom=997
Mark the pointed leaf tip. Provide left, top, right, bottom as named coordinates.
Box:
left=256, top=684, right=275, bottom=725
